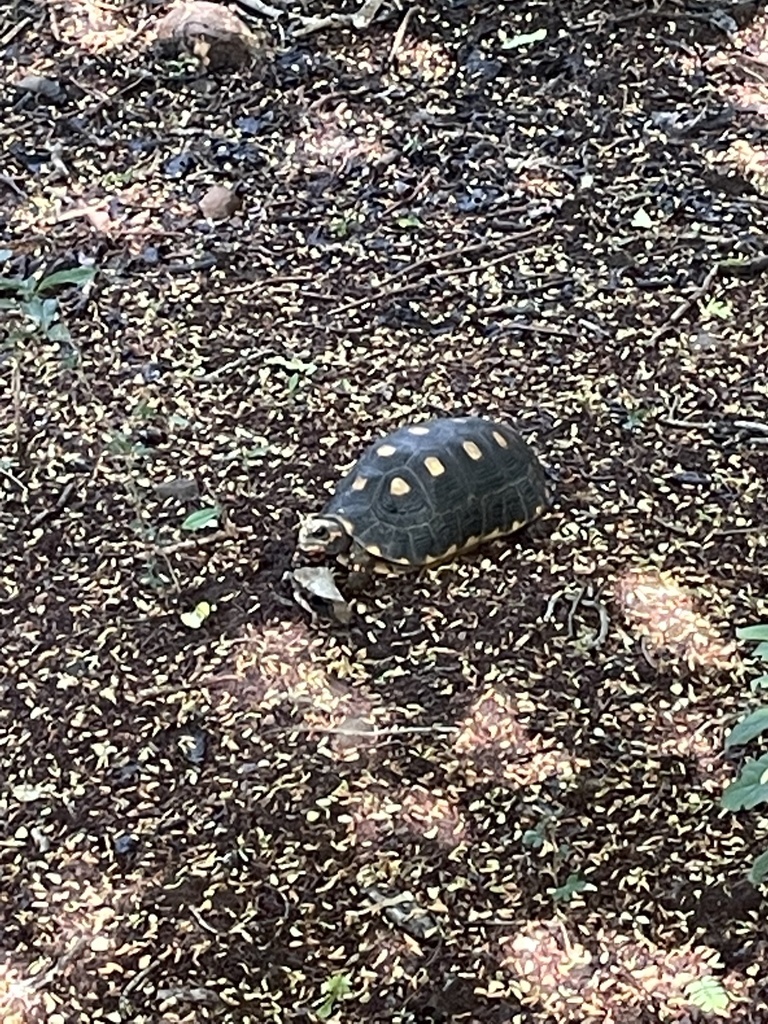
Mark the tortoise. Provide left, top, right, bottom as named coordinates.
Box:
left=297, top=416, right=548, bottom=569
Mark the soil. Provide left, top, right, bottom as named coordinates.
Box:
left=3, top=0, right=768, bottom=1021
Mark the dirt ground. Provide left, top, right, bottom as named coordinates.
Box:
left=3, top=0, right=768, bottom=1021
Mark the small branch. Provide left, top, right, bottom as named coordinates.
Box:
left=151, top=527, right=238, bottom=556
left=733, top=419, right=768, bottom=435
left=649, top=263, right=719, bottom=344
left=278, top=724, right=459, bottom=737
left=328, top=231, right=543, bottom=315
left=292, top=0, right=387, bottom=36
left=1, top=15, right=32, bottom=45
left=235, top=0, right=284, bottom=18
left=387, top=5, right=413, bottom=63
left=12, top=355, right=24, bottom=466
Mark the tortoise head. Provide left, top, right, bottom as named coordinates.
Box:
left=297, top=514, right=353, bottom=557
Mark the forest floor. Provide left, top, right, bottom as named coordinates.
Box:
left=3, top=0, right=768, bottom=1021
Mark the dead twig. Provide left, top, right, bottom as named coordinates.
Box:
left=235, top=0, right=284, bottom=16
left=543, top=584, right=610, bottom=649
left=293, top=0, right=387, bottom=37
left=328, top=232, right=544, bottom=315
left=649, top=263, right=719, bottom=344
left=1, top=15, right=32, bottom=45
left=12, top=355, right=24, bottom=467
left=387, top=5, right=413, bottom=63
left=151, top=527, right=238, bottom=555
left=276, top=724, right=459, bottom=737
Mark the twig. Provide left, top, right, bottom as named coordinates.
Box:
left=188, top=905, right=228, bottom=935
left=235, top=0, right=284, bottom=18
left=313, top=240, right=491, bottom=306
left=1, top=15, right=32, bottom=44
left=387, top=5, right=413, bottom=63
left=151, top=528, right=237, bottom=555
left=542, top=585, right=609, bottom=648
left=0, top=462, right=27, bottom=495
left=120, top=947, right=174, bottom=1015
left=12, top=355, right=24, bottom=466
left=705, top=524, right=767, bottom=539
left=328, top=232, right=543, bottom=315
left=25, top=937, right=88, bottom=993
left=733, top=419, right=768, bottom=435
left=659, top=416, right=713, bottom=430
left=652, top=515, right=696, bottom=538
left=278, top=724, right=459, bottom=737
left=293, top=0, right=387, bottom=37
left=649, top=263, right=719, bottom=343
left=489, top=320, right=580, bottom=340
left=29, top=481, right=77, bottom=527
left=0, top=174, right=26, bottom=197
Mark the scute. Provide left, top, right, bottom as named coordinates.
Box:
left=321, top=416, right=548, bottom=565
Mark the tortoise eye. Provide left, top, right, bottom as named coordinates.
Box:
left=311, top=524, right=331, bottom=541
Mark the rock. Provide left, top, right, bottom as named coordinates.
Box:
left=154, top=0, right=264, bottom=70
left=199, top=184, right=241, bottom=220
left=14, top=74, right=64, bottom=101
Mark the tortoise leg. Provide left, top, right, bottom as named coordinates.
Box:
left=337, top=545, right=373, bottom=594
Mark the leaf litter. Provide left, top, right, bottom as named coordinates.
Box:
left=2, top=0, right=768, bottom=1022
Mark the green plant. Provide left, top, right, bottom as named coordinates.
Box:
left=551, top=872, right=595, bottom=904
left=181, top=507, right=220, bottom=532
left=721, top=624, right=768, bottom=884
left=0, top=263, right=96, bottom=347
left=684, top=976, right=732, bottom=1016
left=315, top=972, right=352, bottom=1020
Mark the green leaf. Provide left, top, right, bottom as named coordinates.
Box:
left=314, top=973, right=351, bottom=1019
left=37, top=266, right=96, bottom=292
left=736, top=624, right=768, bottom=642
left=724, top=707, right=768, bottom=749
left=521, top=829, right=544, bottom=850
left=702, top=296, right=733, bottom=320
left=750, top=674, right=768, bottom=694
left=180, top=507, right=220, bottom=532
left=47, top=322, right=71, bottom=343
left=396, top=213, right=423, bottom=229
left=325, top=974, right=351, bottom=999
left=20, top=296, right=51, bottom=327
left=315, top=998, right=334, bottom=1021
left=106, top=432, right=133, bottom=455
left=721, top=753, right=768, bottom=811
left=748, top=848, right=768, bottom=885
left=552, top=873, right=594, bottom=903
left=0, top=276, right=25, bottom=293
left=286, top=372, right=299, bottom=394
left=684, top=976, right=731, bottom=1015
left=753, top=641, right=768, bottom=660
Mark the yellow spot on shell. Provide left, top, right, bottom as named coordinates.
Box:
left=390, top=476, right=411, bottom=496
left=492, top=430, right=509, bottom=448
left=424, top=456, right=445, bottom=477
left=408, top=425, right=430, bottom=435
left=351, top=475, right=368, bottom=491
left=365, top=543, right=382, bottom=558
left=377, top=444, right=397, bottom=457
left=462, top=440, right=483, bottom=460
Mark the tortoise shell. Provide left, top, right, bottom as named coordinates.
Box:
left=316, top=416, right=548, bottom=566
